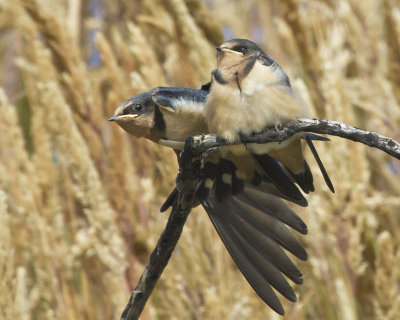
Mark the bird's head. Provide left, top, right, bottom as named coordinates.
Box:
left=215, top=39, right=262, bottom=68
left=109, top=90, right=157, bottom=140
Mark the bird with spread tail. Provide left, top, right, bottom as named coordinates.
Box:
left=110, top=87, right=325, bottom=315
left=109, top=38, right=334, bottom=315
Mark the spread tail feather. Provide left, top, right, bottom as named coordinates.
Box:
left=238, top=183, right=308, bottom=234
left=228, top=198, right=308, bottom=260
left=201, top=189, right=308, bottom=315
left=205, top=213, right=286, bottom=315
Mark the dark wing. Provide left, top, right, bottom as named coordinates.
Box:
left=161, top=181, right=308, bottom=315
left=250, top=153, right=308, bottom=203
left=201, top=183, right=307, bottom=315
left=238, top=183, right=308, bottom=234
left=152, top=86, right=208, bottom=111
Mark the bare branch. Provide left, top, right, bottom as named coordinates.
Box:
left=119, top=119, right=400, bottom=320
left=190, top=119, right=400, bottom=160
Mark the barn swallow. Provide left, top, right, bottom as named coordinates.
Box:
left=109, top=87, right=319, bottom=314
left=205, top=39, right=334, bottom=198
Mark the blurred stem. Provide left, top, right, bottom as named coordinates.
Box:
left=119, top=119, right=400, bottom=319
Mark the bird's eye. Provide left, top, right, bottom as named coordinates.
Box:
left=134, top=104, right=143, bottom=111
left=232, top=45, right=248, bottom=54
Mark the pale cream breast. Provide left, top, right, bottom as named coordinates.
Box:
left=240, top=61, right=309, bottom=133
left=205, top=80, right=244, bottom=142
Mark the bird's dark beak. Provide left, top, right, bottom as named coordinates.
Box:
left=216, top=46, right=223, bottom=52
left=108, top=115, right=118, bottom=122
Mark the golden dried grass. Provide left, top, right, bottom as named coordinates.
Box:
left=0, top=0, right=399, bottom=319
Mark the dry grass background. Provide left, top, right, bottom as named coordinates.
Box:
left=0, top=0, right=400, bottom=319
